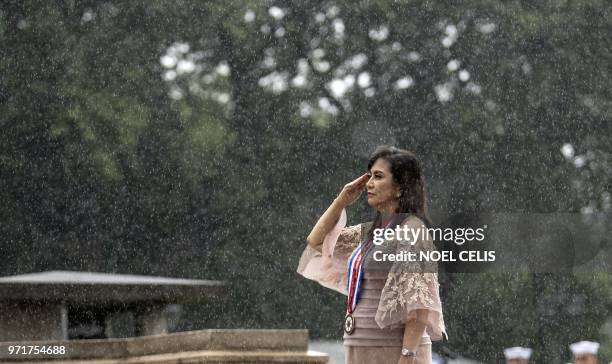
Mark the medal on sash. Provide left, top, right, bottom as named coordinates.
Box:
left=344, top=243, right=365, bottom=334
left=344, top=217, right=395, bottom=335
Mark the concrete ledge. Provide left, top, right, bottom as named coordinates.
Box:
left=0, top=329, right=317, bottom=361
left=1, top=350, right=329, bottom=364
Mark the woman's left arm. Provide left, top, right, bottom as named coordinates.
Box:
left=372, top=216, right=447, bottom=363
left=398, top=310, right=428, bottom=364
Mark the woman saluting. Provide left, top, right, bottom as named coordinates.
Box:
left=297, top=145, right=446, bottom=364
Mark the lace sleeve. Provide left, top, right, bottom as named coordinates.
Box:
left=374, top=216, right=448, bottom=341
left=297, top=208, right=361, bottom=296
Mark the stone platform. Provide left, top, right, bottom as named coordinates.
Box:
left=0, top=329, right=328, bottom=364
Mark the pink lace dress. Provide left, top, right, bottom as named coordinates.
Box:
left=297, top=209, right=447, bottom=364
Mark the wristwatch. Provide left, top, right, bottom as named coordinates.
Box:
left=401, top=348, right=417, bottom=357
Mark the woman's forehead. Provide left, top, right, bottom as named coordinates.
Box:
left=370, top=158, right=391, bottom=172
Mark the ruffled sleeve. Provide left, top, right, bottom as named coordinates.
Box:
left=296, top=208, right=361, bottom=296
left=374, top=216, right=448, bottom=341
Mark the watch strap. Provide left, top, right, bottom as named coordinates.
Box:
left=401, top=348, right=417, bottom=357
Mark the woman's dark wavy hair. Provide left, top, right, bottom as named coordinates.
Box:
left=364, top=145, right=432, bottom=242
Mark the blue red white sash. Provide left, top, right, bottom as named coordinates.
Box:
left=345, top=217, right=395, bottom=315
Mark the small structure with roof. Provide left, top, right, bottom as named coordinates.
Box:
left=0, top=270, right=226, bottom=341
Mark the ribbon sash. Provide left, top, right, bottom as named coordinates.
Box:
left=345, top=217, right=396, bottom=314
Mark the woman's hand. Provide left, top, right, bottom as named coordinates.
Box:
left=397, top=355, right=416, bottom=364
left=306, top=173, right=369, bottom=250
left=335, top=173, right=369, bottom=208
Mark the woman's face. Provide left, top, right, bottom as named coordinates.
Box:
left=366, top=158, right=401, bottom=213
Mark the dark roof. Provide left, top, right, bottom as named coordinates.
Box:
left=0, top=270, right=227, bottom=304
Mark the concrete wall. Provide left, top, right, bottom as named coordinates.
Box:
left=0, top=303, right=67, bottom=341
